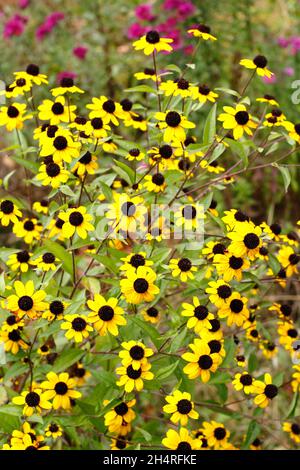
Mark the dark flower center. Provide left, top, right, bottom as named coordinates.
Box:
left=177, top=399, right=192, bottom=414
left=182, top=205, right=196, bottom=219
left=194, top=305, right=208, bottom=320
left=49, top=423, right=59, bottom=433
left=235, top=210, right=249, bottom=222
left=79, top=151, right=92, bottom=164
left=230, top=299, right=244, bottom=313
left=209, top=319, right=221, bottom=332
left=121, top=202, right=136, bottom=216
left=114, top=402, right=129, bottom=416
left=53, top=136, right=68, bottom=150
left=288, top=328, right=298, bottom=338
left=208, top=340, right=221, bottom=354
left=197, top=24, right=211, bottom=33
left=214, top=427, right=226, bottom=440
left=126, top=365, right=142, bottom=379
left=291, top=424, right=300, bottom=435
left=133, top=278, right=149, bottom=294
left=259, top=246, right=268, bottom=256
left=129, top=148, right=140, bottom=157
left=42, top=252, right=55, bottom=264
left=25, top=391, right=40, bottom=407
left=26, top=64, right=39, bottom=76
left=60, top=77, right=74, bottom=87
left=144, top=68, right=155, bottom=75
left=229, top=256, right=243, bottom=270
left=280, top=304, right=291, bottom=317
left=159, top=145, right=173, bottom=159
left=198, top=84, right=210, bottom=95
left=165, top=111, right=181, bottom=127
left=294, top=123, right=300, bottom=135
left=240, top=374, right=253, bottom=386
left=178, top=258, right=192, bottom=272
left=198, top=354, right=213, bottom=370
left=177, top=78, right=189, bottom=90
left=264, top=384, right=278, bottom=399
left=54, top=381, right=68, bottom=395
left=8, top=329, right=21, bottom=341
left=98, top=305, right=114, bottom=321
left=147, top=307, right=158, bottom=317
left=24, top=220, right=34, bottom=231
left=46, top=162, right=60, bottom=177
left=6, top=315, right=17, bottom=326
left=250, top=329, right=258, bottom=338
left=18, top=295, right=34, bottom=311
left=116, top=439, right=127, bottom=450
left=75, top=116, right=87, bottom=125
left=102, top=99, right=115, bottom=113
left=177, top=441, right=192, bottom=452
left=47, top=125, right=58, bottom=137
left=178, top=158, right=190, bottom=171
left=40, top=345, right=49, bottom=352
left=270, top=223, right=281, bottom=235
left=289, top=254, right=300, bottom=265
left=69, top=211, right=84, bottom=226
left=130, top=345, right=145, bottom=360
left=55, top=218, right=64, bottom=229
left=121, top=99, right=133, bottom=111
left=244, top=233, right=260, bottom=249
left=235, top=111, right=249, bottom=125
left=52, top=103, right=64, bottom=115
left=71, top=317, right=87, bottom=331
left=129, top=254, right=145, bottom=268
left=7, top=105, right=19, bottom=118
left=16, top=78, right=26, bottom=87
left=217, top=285, right=232, bottom=299
left=1, top=200, right=14, bottom=214
left=152, top=173, right=165, bottom=185
left=253, top=55, right=268, bottom=68
left=213, top=243, right=226, bottom=255
left=91, top=117, right=103, bottom=129
left=146, top=30, right=160, bottom=44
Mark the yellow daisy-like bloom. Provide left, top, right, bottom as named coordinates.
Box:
left=32, top=199, right=49, bottom=215
left=284, top=121, right=300, bottom=144
left=260, top=342, right=278, bottom=359
left=191, top=84, right=219, bottom=103
left=144, top=173, right=166, bottom=193
left=1, top=314, right=24, bottom=332
left=256, top=94, right=278, bottom=106
left=174, top=204, right=204, bottom=231
left=104, top=399, right=136, bottom=435
left=120, top=266, right=159, bottom=304
left=260, top=221, right=282, bottom=241
left=47, top=217, right=65, bottom=240
left=6, top=280, right=47, bottom=319
left=36, top=160, right=69, bottom=188
left=265, top=108, right=286, bottom=123
left=155, top=110, right=195, bottom=143
left=0, top=103, right=32, bottom=131
left=124, top=113, right=147, bottom=132
left=32, top=252, right=58, bottom=271
left=43, top=299, right=66, bottom=321
left=0, top=328, right=28, bottom=354
left=87, top=294, right=126, bottom=336
left=70, top=363, right=91, bottom=387
left=213, top=252, right=250, bottom=281
left=183, top=338, right=221, bottom=383
left=59, top=206, right=94, bottom=239
left=87, top=96, right=125, bottom=126
left=282, top=422, right=300, bottom=443
left=38, top=95, right=76, bottom=124
left=277, top=246, right=299, bottom=277
left=221, top=208, right=250, bottom=230
left=227, top=222, right=262, bottom=260
left=269, top=302, right=293, bottom=321
left=4, top=433, right=49, bottom=450
left=169, top=257, right=197, bottom=282
left=13, top=217, right=43, bottom=244
left=188, top=24, right=217, bottom=41
left=41, top=371, right=82, bottom=410
left=45, top=423, right=63, bottom=439
left=162, top=427, right=201, bottom=451
left=218, top=292, right=249, bottom=327
left=13, top=388, right=52, bottom=417
left=72, top=151, right=98, bottom=176
left=163, top=390, right=199, bottom=426
left=38, top=344, right=51, bottom=356
left=6, top=250, right=33, bottom=273
left=134, top=67, right=158, bottom=82
left=0, top=199, right=22, bottom=226
left=160, top=78, right=192, bottom=98
left=14, top=64, right=48, bottom=85
left=61, top=314, right=93, bottom=343
left=232, top=372, right=255, bottom=394
left=125, top=148, right=145, bottom=162
left=202, top=421, right=230, bottom=449
left=206, top=280, right=233, bottom=308
left=252, top=373, right=278, bottom=408
left=51, top=77, right=84, bottom=97
left=133, top=30, right=173, bottom=55
left=9, top=76, right=32, bottom=97
left=292, top=365, right=300, bottom=392
left=202, top=240, right=227, bottom=260
left=110, top=436, right=129, bottom=450
left=200, top=159, right=225, bottom=174
left=106, top=193, right=147, bottom=234
left=88, top=116, right=111, bottom=140
left=119, top=341, right=153, bottom=370
left=240, top=55, right=273, bottom=78
left=116, top=361, right=154, bottom=392
left=218, top=104, right=257, bottom=140
left=40, top=128, right=81, bottom=164
left=181, top=297, right=214, bottom=333
left=120, top=252, right=153, bottom=273
left=142, top=306, right=160, bottom=324
left=278, top=320, right=299, bottom=351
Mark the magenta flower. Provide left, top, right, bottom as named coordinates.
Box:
left=135, top=4, right=155, bottom=22
left=19, top=0, right=30, bottom=9
left=3, top=14, right=28, bottom=39
left=56, top=71, right=77, bottom=84
left=178, top=1, right=196, bottom=18
left=277, top=37, right=290, bottom=48
left=73, top=46, right=88, bottom=60
left=262, top=73, right=277, bottom=84
left=127, top=23, right=148, bottom=39
left=283, top=67, right=294, bottom=76
left=163, top=0, right=182, bottom=9
left=36, top=11, right=64, bottom=41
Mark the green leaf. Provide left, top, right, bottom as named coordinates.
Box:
left=59, top=185, right=76, bottom=197
left=215, top=383, right=228, bottom=403
left=44, top=240, right=73, bottom=276
left=112, top=160, right=135, bottom=185
left=215, top=87, right=240, bottom=98
left=242, top=420, right=261, bottom=449
left=268, top=253, right=281, bottom=276
left=130, top=317, right=162, bottom=348
left=12, top=156, right=39, bottom=173
left=169, top=328, right=186, bottom=353
left=155, top=360, right=179, bottom=382
left=248, top=352, right=258, bottom=374
left=99, top=181, right=113, bottom=201
left=0, top=412, right=20, bottom=433
left=135, top=426, right=152, bottom=442
left=221, top=337, right=236, bottom=367
left=125, top=85, right=156, bottom=94
left=286, top=391, right=299, bottom=419
left=53, top=349, right=84, bottom=372
left=209, top=372, right=231, bottom=384
left=274, top=164, right=291, bottom=193
left=203, top=103, right=216, bottom=145
left=226, top=139, right=249, bottom=167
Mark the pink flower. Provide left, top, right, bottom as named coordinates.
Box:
left=56, top=71, right=77, bottom=84
left=19, top=0, right=30, bottom=9
left=135, top=4, right=155, bottom=21
left=3, top=14, right=28, bottom=39
left=283, top=66, right=294, bottom=76
left=127, top=23, right=148, bottom=39
left=73, top=46, right=88, bottom=60
left=262, top=73, right=277, bottom=84
left=178, top=1, right=195, bottom=18
left=163, top=0, right=181, bottom=9
left=35, top=12, right=64, bottom=41
left=184, top=44, right=194, bottom=55
left=277, top=36, right=290, bottom=48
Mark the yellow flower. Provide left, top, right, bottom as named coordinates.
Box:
left=14, top=64, right=48, bottom=86
left=240, top=55, right=273, bottom=77
left=160, top=78, right=192, bottom=98
left=104, top=399, right=136, bottom=435
left=163, top=390, right=198, bottom=425
left=183, top=338, right=221, bottom=382
left=32, top=199, right=49, bottom=215
left=142, top=306, right=160, bottom=324
left=38, top=96, right=76, bottom=124
left=256, top=94, right=279, bottom=106
left=0, top=103, right=32, bottom=131
left=36, top=160, right=69, bottom=188
left=191, top=84, right=219, bottom=103
left=218, top=292, right=249, bottom=327
left=252, top=373, right=278, bottom=408
left=218, top=104, right=257, bottom=140
left=119, top=341, right=153, bottom=370
left=227, top=222, right=262, bottom=260
left=61, top=314, right=93, bottom=343
left=45, top=423, right=63, bottom=439
left=277, top=246, right=299, bottom=277
left=202, top=421, right=230, bottom=449
left=13, top=218, right=43, bottom=244
left=6, top=280, right=47, bottom=319
left=41, top=371, right=82, bottom=410
left=232, top=372, right=255, bottom=394
left=40, top=128, right=81, bottom=164
left=51, top=77, right=84, bottom=97
left=144, top=173, right=166, bottom=193
left=33, top=252, right=58, bottom=271
left=134, top=67, right=158, bottom=82
left=120, top=266, right=159, bottom=304
left=0, top=328, right=28, bottom=354
left=169, top=257, right=197, bottom=282
left=87, top=294, right=126, bottom=336
left=0, top=200, right=22, bottom=226
left=133, top=30, right=173, bottom=55
left=106, top=193, right=147, bottom=234
left=59, top=206, right=94, bottom=239
left=116, top=361, right=154, bottom=392
left=7, top=250, right=33, bottom=273
left=87, top=96, right=125, bottom=125
left=72, top=151, right=98, bottom=176
left=283, top=422, right=300, bottom=443
left=13, top=388, right=52, bottom=416
left=188, top=24, right=217, bottom=41
left=206, top=280, right=232, bottom=308
left=181, top=297, right=214, bottom=333
left=155, top=110, right=195, bottom=143
left=213, top=252, right=250, bottom=281
left=120, top=252, right=153, bottom=273
left=162, top=428, right=201, bottom=450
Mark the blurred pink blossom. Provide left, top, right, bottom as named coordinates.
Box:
left=19, top=0, right=30, bottom=9
left=277, top=37, right=289, bottom=48
left=73, top=46, right=88, bottom=60
left=3, top=14, right=28, bottom=39
left=135, top=4, right=155, bottom=21
left=36, top=12, right=64, bottom=40
left=127, top=23, right=148, bottom=39
left=163, top=0, right=182, bottom=9
left=56, top=71, right=77, bottom=84
left=263, top=73, right=277, bottom=84
left=283, top=66, right=294, bottom=76
left=178, top=1, right=196, bottom=18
